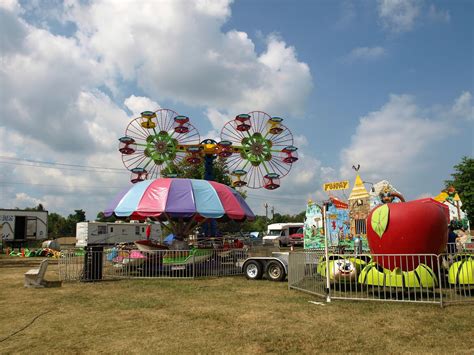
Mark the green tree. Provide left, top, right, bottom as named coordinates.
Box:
left=48, top=213, right=67, bottom=239
left=445, top=156, right=474, bottom=226
left=23, top=204, right=45, bottom=211
left=96, top=211, right=117, bottom=223
left=63, top=209, right=87, bottom=236
left=161, top=157, right=232, bottom=186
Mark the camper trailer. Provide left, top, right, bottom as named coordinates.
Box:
left=262, top=223, right=304, bottom=247
left=75, top=221, right=162, bottom=247
left=0, top=209, right=48, bottom=245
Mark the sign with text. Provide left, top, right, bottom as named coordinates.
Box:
left=323, top=180, right=350, bottom=191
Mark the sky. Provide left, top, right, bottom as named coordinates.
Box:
left=0, top=0, right=472, bottom=220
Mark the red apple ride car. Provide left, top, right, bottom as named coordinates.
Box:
left=367, top=198, right=449, bottom=271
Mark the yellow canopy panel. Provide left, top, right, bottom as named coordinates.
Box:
left=434, top=192, right=461, bottom=203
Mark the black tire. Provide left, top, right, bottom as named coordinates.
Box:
left=244, top=260, right=263, bottom=280
left=266, top=261, right=286, bottom=282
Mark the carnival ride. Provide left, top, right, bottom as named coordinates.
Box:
left=104, top=178, right=255, bottom=242
left=118, top=109, right=298, bottom=190
left=311, top=175, right=473, bottom=290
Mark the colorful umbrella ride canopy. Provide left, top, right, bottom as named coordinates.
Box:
left=104, top=178, right=255, bottom=221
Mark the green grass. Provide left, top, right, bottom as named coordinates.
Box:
left=0, top=259, right=473, bottom=354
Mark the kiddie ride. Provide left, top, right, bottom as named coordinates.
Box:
left=108, top=109, right=299, bottom=271
left=318, top=198, right=473, bottom=291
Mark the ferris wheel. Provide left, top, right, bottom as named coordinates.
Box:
left=118, top=109, right=298, bottom=189
left=119, top=109, right=200, bottom=182
left=220, top=111, right=298, bottom=189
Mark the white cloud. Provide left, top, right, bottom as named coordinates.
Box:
left=124, top=96, right=161, bottom=117
left=427, top=4, right=450, bottom=23
left=14, top=192, right=45, bottom=207
left=64, top=2, right=312, bottom=117
left=0, top=11, right=105, bottom=153
left=416, top=192, right=432, bottom=199
left=195, top=0, right=233, bottom=18
left=377, top=0, right=422, bottom=33
left=0, top=0, right=20, bottom=12
left=344, top=46, right=386, bottom=62
left=451, top=91, right=474, bottom=121
left=340, top=94, right=448, bottom=182
left=206, top=108, right=230, bottom=131
left=334, top=0, right=356, bottom=30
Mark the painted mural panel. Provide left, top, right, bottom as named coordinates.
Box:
left=326, top=204, right=350, bottom=247
left=303, top=202, right=325, bottom=249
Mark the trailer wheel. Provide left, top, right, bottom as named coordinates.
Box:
left=266, top=261, right=286, bottom=282
left=244, top=260, right=263, bottom=280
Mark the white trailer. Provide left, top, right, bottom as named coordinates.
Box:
left=0, top=209, right=48, bottom=243
left=75, top=221, right=162, bottom=247
left=241, top=252, right=289, bottom=282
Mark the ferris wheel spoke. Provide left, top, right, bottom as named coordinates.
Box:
left=148, top=163, right=161, bottom=178
left=123, top=154, right=148, bottom=171
left=122, top=152, right=145, bottom=166
left=260, top=160, right=271, bottom=174
left=174, top=155, right=185, bottom=164
left=267, top=158, right=291, bottom=177
left=127, top=123, right=150, bottom=140
left=156, top=109, right=178, bottom=132
left=132, top=154, right=150, bottom=168
left=249, top=111, right=270, bottom=135
left=221, top=123, right=247, bottom=144
left=142, top=157, right=155, bottom=170
left=177, top=128, right=200, bottom=144
left=269, top=134, right=293, bottom=146
left=249, top=165, right=264, bottom=189
left=228, top=161, right=243, bottom=174
left=223, top=130, right=244, bottom=144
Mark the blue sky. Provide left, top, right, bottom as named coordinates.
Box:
left=0, top=0, right=472, bottom=219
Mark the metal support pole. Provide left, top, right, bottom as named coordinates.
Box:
left=323, top=201, right=331, bottom=303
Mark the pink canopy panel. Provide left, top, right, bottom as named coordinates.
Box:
left=104, top=178, right=255, bottom=222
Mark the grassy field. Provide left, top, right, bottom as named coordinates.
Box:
left=1, top=258, right=473, bottom=354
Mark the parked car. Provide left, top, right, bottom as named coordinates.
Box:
left=289, top=227, right=304, bottom=246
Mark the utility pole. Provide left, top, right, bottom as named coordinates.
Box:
left=271, top=206, right=275, bottom=220
left=264, top=202, right=269, bottom=233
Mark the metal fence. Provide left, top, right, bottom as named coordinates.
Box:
left=288, top=250, right=474, bottom=306
left=58, top=247, right=249, bottom=281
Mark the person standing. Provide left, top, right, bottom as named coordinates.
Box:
left=447, top=225, right=458, bottom=254
left=146, top=224, right=151, bottom=240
